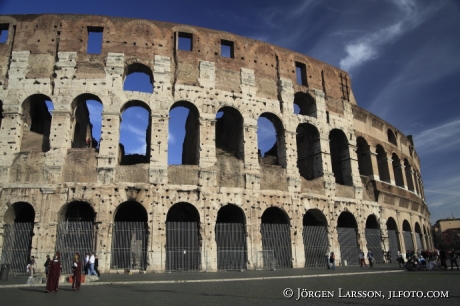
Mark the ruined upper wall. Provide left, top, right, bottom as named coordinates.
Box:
left=0, top=14, right=352, bottom=103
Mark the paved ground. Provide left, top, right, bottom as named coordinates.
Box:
left=0, top=264, right=459, bottom=305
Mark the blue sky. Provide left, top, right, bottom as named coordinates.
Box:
left=1, top=0, right=459, bottom=223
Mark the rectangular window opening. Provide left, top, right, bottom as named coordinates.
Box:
left=178, top=32, right=192, bottom=51
left=221, top=40, right=234, bottom=58
left=296, top=62, right=307, bottom=86
left=0, top=24, right=9, bottom=43
left=87, top=27, right=103, bottom=54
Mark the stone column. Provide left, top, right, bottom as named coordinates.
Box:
left=368, top=147, right=380, bottom=181
left=291, top=213, right=305, bottom=268
left=284, top=129, right=301, bottom=193
left=243, top=122, right=260, bottom=190
left=149, top=112, right=168, bottom=184
left=247, top=205, right=263, bottom=269
left=395, top=211, right=405, bottom=254
left=0, top=110, right=22, bottom=182
left=397, top=163, right=408, bottom=189
left=97, top=112, right=120, bottom=184
left=202, top=204, right=217, bottom=271
left=385, top=157, right=396, bottom=185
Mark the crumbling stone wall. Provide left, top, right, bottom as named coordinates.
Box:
left=0, top=14, right=432, bottom=272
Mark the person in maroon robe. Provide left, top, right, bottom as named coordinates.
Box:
left=45, top=251, right=62, bottom=293
left=72, top=252, right=82, bottom=291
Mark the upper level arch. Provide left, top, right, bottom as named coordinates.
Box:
left=258, top=112, right=286, bottom=167
left=123, top=62, right=154, bottom=93
left=296, top=123, right=322, bottom=180
left=71, top=94, right=103, bottom=149
left=329, top=129, right=352, bottom=186
left=387, top=129, right=397, bottom=146
left=215, top=106, right=244, bottom=160
left=392, top=153, right=404, bottom=188
left=376, top=145, right=390, bottom=182
left=20, top=94, right=53, bottom=152
left=356, top=136, right=373, bottom=176
left=293, top=92, right=316, bottom=117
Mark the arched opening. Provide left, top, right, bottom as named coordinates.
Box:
left=356, top=137, right=373, bottom=176
left=386, top=217, right=400, bottom=262
left=293, top=92, right=316, bottom=117
left=423, top=225, right=429, bottom=250
left=376, top=145, right=390, bottom=182
left=20, top=94, right=53, bottom=152
left=365, top=215, right=383, bottom=262
left=123, top=63, right=153, bottom=93
left=215, top=107, right=244, bottom=160
left=168, top=101, right=200, bottom=165
left=302, top=209, right=328, bottom=267
left=119, top=101, right=151, bottom=165
left=71, top=94, right=103, bottom=149
left=392, top=153, right=404, bottom=187
left=329, top=129, right=352, bottom=185
left=414, top=223, right=423, bottom=251
left=215, top=204, right=247, bottom=270
left=166, top=202, right=201, bottom=271
left=1, top=202, right=35, bottom=275
left=111, top=201, right=148, bottom=270
left=387, top=129, right=397, bottom=146
left=404, top=159, right=415, bottom=192
left=402, top=220, right=413, bottom=252
left=258, top=113, right=286, bottom=167
left=260, top=207, right=292, bottom=269
left=296, top=123, right=322, bottom=180
left=337, top=211, right=359, bottom=265
left=56, top=201, right=96, bottom=272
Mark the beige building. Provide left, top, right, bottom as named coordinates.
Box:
left=0, top=14, right=432, bottom=274
left=432, top=219, right=460, bottom=248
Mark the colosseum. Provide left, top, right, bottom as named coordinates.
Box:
left=0, top=14, right=433, bottom=274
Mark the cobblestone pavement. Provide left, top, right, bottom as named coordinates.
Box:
left=0, top=264, right=459, bottom=305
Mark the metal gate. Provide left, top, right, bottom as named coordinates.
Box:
left=111, top=222, right=147, bottom=270
left=302, top=226, right=328, bottom=267
left=403, top=231, right=414, bottom=252
left=337, top=227, right=359, bottom=265
left=387, top=230, right=400, bottom=262
left=215, top=223, right=247, bottom=270
left=261, top=223, right=292, bottom=269
left=166, top=222, right=201, bottom=271
left=56, top=221, right=95, bottom=273
left=365, top=228, right=384, bottom=263
left=415, top=233, right=423, bottom=251
left=0, top=223, right=34, bottom=275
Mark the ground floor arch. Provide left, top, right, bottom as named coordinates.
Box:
left=260, top=207, right=292, bottom=269
left=215, top=204, right=247, bottom=270
left=302, top=209, right=328, bottom=267
left=56, top=201, right=96, bottom=272
left=365, top=214, right=383, bottom=262
left=166, top=202, right=201, bottom=271
left=386, top=217, right=401, bottom=262
left=1, top=202, right=35, bottom=275
left=337, top=211, right=359, bottom=265
left=111, top=201, right=148, bottom=270
left=414, top=223, right=423, bottom=251
left=402, top=220, right=414, bottom=253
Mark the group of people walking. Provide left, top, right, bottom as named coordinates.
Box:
left=41, top=251, right=100, bottom=293
left=325, top=250, right=374, bottom=269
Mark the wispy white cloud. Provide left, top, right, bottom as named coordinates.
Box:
left=414, top=119, right=460, bottom=154
left=168, top=131, right=176, bottom=144
left=339, top=0, right=436, bottom=73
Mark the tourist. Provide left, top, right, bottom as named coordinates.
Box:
left=329, top=252, right=335, bottom=270
left=325, top=250, right=331, bottom=269
left=449, top=249, right=459, bottom=270
left=439, top=249, right=447, bottom=270
left=367, top=250, right=374, bottom=267
left=43, top=254, right=50, bottom=277
left=89, top=252, right=98, bottom=276
left=95, top=255, right=101, bottom=277
left=28, top=255, right=35, bottom=278
left=72, top=252, right=82, bottom=291
left=45, top=252, right=62, bottom=293
left=359, top=250, right=367, bottom=267
left=84, top=253, right=89, bottom=275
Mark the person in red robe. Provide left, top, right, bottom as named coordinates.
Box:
left=72, top=252, right=82, bottom=291
left=45, top=251, right=62, bottom=293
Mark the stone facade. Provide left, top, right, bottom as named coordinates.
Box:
left=0, top=14, right=432, bottom=273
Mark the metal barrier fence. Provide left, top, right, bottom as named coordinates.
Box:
left=387, top=230, right=400, bottom=262
left=0, top=223, right=34, bottom=276
left=337, top=227, right=359, bottom=265
left=365, top=228, right=384, bottom=263
left=111, top=222, right=148, bottom=270
left=250, top=250, right=276, bottom=270
left=166, top=222, right=200, bottom=272
left=56, top=221, right=95, bottom=273
left=415, top=233, right=423, bottom=251
left=403, top=231, right=414, bottom=252
left=215, top=223, right=247, bottom=270
left=261, top=223, right=292, bottom=269
left=302, top=226, right=328, bottom=267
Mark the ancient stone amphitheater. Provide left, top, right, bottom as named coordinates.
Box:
left=0, top=14, right=432, bottom=274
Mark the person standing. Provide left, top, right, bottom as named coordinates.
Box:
left=94, top=255, right=101, bottom=277
left=439, top=249, right=448, bottom=270
left=84, top=253, right=89, bottom=275
left=43, top=255, right=50, bottom=277
left=72, top=253, right=82, bottom=291
left=449, top=249, right=459, bottom=270
left=359, top=250, right=367, bottom=267
left=325, top=250, right=331, bottom=269
left=45, top=252, right=62, bottom=293
left=329, top=252, right=336, bottom=270
left=28, top=256, right=35, bottom=278
left=367, top=250, right=374, bottom=267
left=89, top=252, right=98, bottom=276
